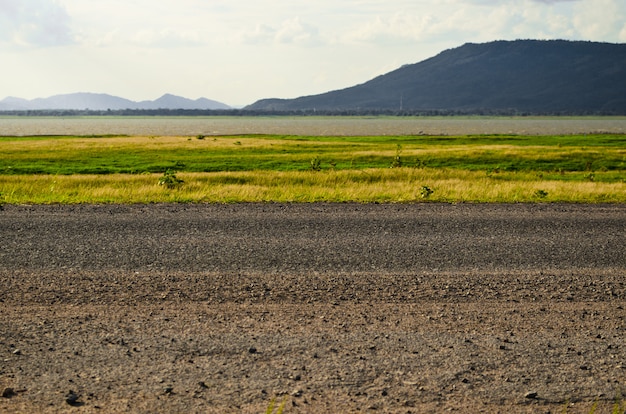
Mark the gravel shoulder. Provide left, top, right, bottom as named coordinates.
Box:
left=1, top=203, right=625, bottom=413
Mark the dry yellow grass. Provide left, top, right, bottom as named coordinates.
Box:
left=1, top=169, right=624, bottom=204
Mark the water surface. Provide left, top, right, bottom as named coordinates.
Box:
left=1, top=116, right=625, bottom=136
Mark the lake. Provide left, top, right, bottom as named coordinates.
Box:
left=1, top=116, right=626, bottom=136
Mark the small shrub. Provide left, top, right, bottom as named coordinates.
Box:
left=158, top=169, right=184, bottom=188
left=196, top=134, right=205, bottom=140
left=310, top=157, right=322, bottom=171
left=390, top=144, right=403, bottom=168
left=534, top=189, right=548, bottom=198
left=420, top=185, right=434, bottom=198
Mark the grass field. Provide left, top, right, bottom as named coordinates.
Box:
left=1, top=133, right=624, bottom=203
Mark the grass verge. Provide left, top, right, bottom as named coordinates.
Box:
left=0, top=134, right=623, bottom=203
left=1, top=168, right=624, bottom=204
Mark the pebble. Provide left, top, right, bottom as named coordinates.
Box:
left=66, top=390, right=81, bottom=406
left=2, top=388, right=16, bottom=398
left=524, top=391, right=538, bottom=399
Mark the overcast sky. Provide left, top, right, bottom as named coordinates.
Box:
left=1, top=0, right=625, bottom=106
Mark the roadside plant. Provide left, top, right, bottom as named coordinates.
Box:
left=196, top=134, right=205, bottom=140
left=310, top=157, right=322, bottom=171
left=534, top=189, right=549, bottom=198
left=265, top=396, right=287, bottom=414
left=391, top=144, right=403, bottom=168
left=560, top=393, right=623, bottom=413
left=158, top=169, right=184, bottom=188
left=420, top=185, right=434, bottom=198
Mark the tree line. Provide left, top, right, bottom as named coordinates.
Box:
left=1, top=108, right=624, bottom=117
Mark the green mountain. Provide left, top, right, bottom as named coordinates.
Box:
left=246, top=40, right=626, bottom=114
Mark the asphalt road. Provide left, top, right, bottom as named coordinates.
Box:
left=2, top=203, right=624, bottom=275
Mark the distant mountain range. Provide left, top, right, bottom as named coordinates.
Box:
left=0, top=93, right=230, bottom=110
left=3, top=40, right=625, bottom=114
left=246, top=40, right=626, bottom=113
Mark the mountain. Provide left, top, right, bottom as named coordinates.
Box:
left=0, top=93, right=230, bottom=110
left=0, top=96, right=33, bottom=110
left=136, top=94, right=230, bottom=110
left=246, top=40, right=626, bottom=113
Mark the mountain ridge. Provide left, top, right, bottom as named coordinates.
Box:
left=0, top=92, right=230, bottom=110
left=246, top=39, right=626, bottom=113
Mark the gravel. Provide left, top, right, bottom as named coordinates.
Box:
left=1, top=203, right=625, bottom=413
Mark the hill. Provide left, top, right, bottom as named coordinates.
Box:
left=0, top=93, right=230, bottom=110
left=246, top=40, right=626, bottom=114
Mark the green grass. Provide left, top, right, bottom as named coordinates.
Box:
left=1, top=134, right=624, bottom=176
left=0, top=134, right=624, bottom=204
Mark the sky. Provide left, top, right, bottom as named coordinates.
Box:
left=1, top=0, right=625, bottom=107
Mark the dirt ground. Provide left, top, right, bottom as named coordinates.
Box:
left=1, top=203, right=625, bottom=413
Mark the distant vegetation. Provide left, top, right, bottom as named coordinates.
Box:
left=1, top=107, right=623, bottom=117
left=0, top=133, right=624, bottom=204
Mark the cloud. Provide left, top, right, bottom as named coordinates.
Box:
left=130, top=28, right=205, bottom=48
left=241, top=17, right=321, bottom=46
left=461, top=0, right=580, bottom=3
left=353, top=0, right=626, bottom=45
left=571, top=0, right=625, bottom=40
left=0, top=0, right=75, bottom=47
left=531, top=0, right=580, bottom=3
left=275, top=17, right=320, bottom=45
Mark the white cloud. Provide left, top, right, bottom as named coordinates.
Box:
left=275, top=17, right=320, bottom=45
left=130, top=28, right=205, bottom=48
left=344, top=13, right=437, bottom=44
left=572, top=0, right=625, bottom=40
left=240, top=24, right=275, bottom=45
left=531, top=0, right=580, bottom=3
left=0, top=0, right=75, bottom=47
left=239, top=17, right=322, bottom=46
